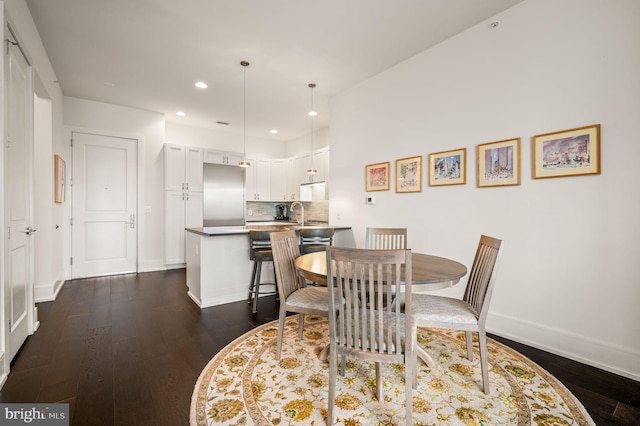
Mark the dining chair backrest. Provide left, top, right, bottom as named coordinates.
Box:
left=299, top=227, right=335, bottom=254
left=270, top=230, right=303, bottom=300
left=365, top=227, right=408, bottom=250
left=463, top=235, right=504, bottom=323
left=326, top=247, right=412, bottom=357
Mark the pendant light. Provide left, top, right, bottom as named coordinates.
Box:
left=238, top=61, right=251, bottom=168
left=306, top=83, right=318, bottom=175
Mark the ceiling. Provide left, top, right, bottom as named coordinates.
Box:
left=26, top=0, right=523, bottom=142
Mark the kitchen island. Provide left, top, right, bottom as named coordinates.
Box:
left=185, top=224, right=355, bottom=308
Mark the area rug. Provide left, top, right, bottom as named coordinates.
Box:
left=190, top=315, right=595, bottom=425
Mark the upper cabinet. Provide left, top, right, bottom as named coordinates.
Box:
left=245, top=157, right=271, bottom=201
left=298, top=148, right=329, bottom=184
left=204, top=149, right=245, bottom=165
left=270, top=159, right=288, bottom=202
left=164, top=144, right=203, bottom=191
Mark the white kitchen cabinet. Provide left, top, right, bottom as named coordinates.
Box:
left=245, top=157, right=271, bottom=201
left=203, top=149, right=245, bottom=165
left=165, top=190, right=203, bottom=265
left=165, top=144, right=203, bottom=191
left=297, top=148, right=329, bottom=184
left=270, top=159, right=287, bottom=201
left=286, top=158, right=299, bottom=201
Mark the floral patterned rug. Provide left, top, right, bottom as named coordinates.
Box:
left=190, top=315, right=594, bottom=425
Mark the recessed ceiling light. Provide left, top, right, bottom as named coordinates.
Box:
left=270, top=129, right=278, bottom=134
left=308, top=111, right=317, bottom=117
left=176, top=111, right=186, bottom=117
left=195, top=81, right=208, bottom=89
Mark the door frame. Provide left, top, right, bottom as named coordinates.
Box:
left=65, top=126, right=145, bottom=278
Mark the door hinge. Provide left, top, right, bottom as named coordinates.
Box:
left=8, top=319, right=11, bottom=330
left=6, top=135, right=10, bottom=149
left=70, top=257, right=73, bottom=265
left=70, top=217, right=73, bottom=226
left=7, top=226, right=10, bottom=240
left=70, top=137, right=73, bottom=147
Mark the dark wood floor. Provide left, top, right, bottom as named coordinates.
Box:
left=0, top=270, right=638, bottom=425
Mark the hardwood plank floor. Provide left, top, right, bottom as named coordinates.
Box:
left=1, top=270, right=638, bottom=425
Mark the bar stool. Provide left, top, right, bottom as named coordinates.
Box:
left=299, top=227, right=335, bottom=254
left=247, top=230, right=278, bottom=313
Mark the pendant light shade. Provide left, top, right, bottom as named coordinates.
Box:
left=307, top=83, right=318, bottom=175
left=238, top=61, right=251, bottom=168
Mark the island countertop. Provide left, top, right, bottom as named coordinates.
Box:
left=186, top=223, right=351, bottom=237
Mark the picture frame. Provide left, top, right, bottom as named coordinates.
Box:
left=54, top=154, right=66, bottom=203
left=395, top=155, right=422, bottom=193
left=477, top=138, right=521, bottom=187
left=365, top=161, right=390, bottom=191
left=532, top=124, right=600, bottom=179
left=428, top=148, right=466, bottom=186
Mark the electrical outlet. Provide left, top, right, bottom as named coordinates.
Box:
left=248, top=209, right=253, bottom=216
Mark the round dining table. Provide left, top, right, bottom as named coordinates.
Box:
left=294, top=250, right=468, bottom=366
left=294, top=251, right=468, bottom=291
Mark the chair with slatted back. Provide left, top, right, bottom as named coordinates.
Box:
left=326, top=247, right=414, bottom=425
left=299, top=227, right=334, bottom=254
left=270, top=230, right=332, bottom=360
left=409, top=235, right=504, bottom=394
left=365, top=227, right=408, bottom=249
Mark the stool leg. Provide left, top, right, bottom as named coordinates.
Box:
left=252, top=260, right=262, bottom=314
left=248, top=260, right=258, bottom=304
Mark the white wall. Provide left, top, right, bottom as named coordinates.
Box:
left=285, top=126, right=329, bottom=158
left=329, top=0, right=640, bottom=380
left=63, top=97, right=166, bottom=271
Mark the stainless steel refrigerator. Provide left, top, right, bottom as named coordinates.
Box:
left=202, top=163, right=246, bottom=226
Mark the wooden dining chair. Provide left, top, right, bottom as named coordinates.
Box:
left=409, top=235, right=504, bottom=394
left=270, top=230, right=332, bottom=360
left=326, top=247, right=414, bottom=425
left=365, top=227, right=407, bottom=249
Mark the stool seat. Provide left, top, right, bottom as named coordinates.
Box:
left=248, top=230, right=278, bottom=313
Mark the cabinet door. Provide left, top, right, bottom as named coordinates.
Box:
left=245, top=156, right=257, bottom=200
left=225, top=151, right=246, bottom=166
left=297, top=154, right=313, bottom=184
left=313, top=149, right=329, bottom=182
left=165, top=145, right=186, bottom=190
left=255, top=158, right=271, bottom=201
left=203, top=149, right=226, bottom=164
left=185, top=191, right=203, bottom=228
left=185, top=147, right=203, bottom=191
left=287, top=158, right=298, bottom=201
left=165, top=190, right=186, bottom=264
left=270, top=159, right=287, bottom=201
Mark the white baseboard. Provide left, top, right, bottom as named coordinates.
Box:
left=141, top=259, right=167, bottom=272
left=488, top=312, right=640, bottom=381
left=187, top=291, right=202, bottom=307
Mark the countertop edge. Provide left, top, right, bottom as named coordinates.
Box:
left=186, top=225, right=352, bottom=237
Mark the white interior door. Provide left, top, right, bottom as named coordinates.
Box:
left=4, top=27, right=34, bottom=361
left=71, top=132, right=138, bottom=278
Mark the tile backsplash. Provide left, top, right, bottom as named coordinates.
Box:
left=246, top=200, right=329, bottom=223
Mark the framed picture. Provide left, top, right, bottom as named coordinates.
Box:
left=477, top=138, right=521, bottom=187
left=396, top=155, right=422, bottom=193
left=532, top=124, right=600, bottom=179
left=54, top=154, right=66, bottom=203
left=428, top=148, right=466, bottom=186
left=365, top=162, right=390, bottom=191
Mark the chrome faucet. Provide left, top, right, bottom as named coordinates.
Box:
left=290, top=201, right=304, bottom=226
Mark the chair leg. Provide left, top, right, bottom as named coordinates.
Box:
left=405, top=339, right=413, bottom=425
left=328, top=346, right=338, bottom=425
left=465, top=330, right=474, bottom=361
left=298, top=313, right=305, bottom=340
left=340, top=354, right=346, bottom=376
left=375, top=362, right=383, bottom=401
left=276, top=307, right=286, bottom=360
left=478, top=328, right=490, bottom=394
